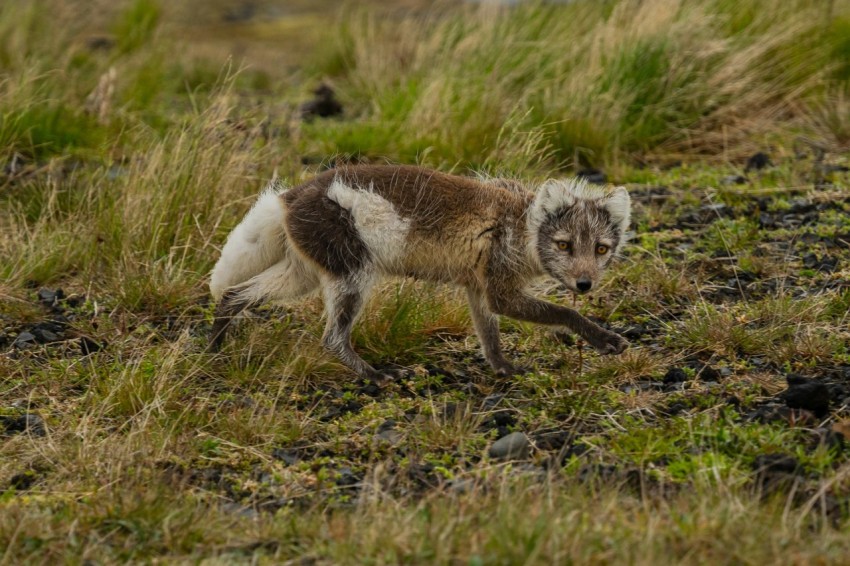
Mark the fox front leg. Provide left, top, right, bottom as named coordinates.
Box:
left=466, top=287, right=521, bottom=377
left=488, top=292, right=628, bottom=355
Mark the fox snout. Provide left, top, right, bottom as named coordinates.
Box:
left=575, top=277, right=593, bottom=293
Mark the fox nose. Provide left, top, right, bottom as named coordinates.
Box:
left=576, top=278, right=592, bottom=293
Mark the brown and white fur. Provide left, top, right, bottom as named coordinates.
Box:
left=209, top=165, right=630, bottom=380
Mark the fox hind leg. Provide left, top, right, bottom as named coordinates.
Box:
left=321, top=274, right=384, bottom=381
left=208, top=289, right=252, bottom=352
left=208, top=255, right=319, bottom=352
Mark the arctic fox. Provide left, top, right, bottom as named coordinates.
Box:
left=209, top=165, right=630, bottom=379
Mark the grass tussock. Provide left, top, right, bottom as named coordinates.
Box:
left=306, top=0, right=850, bottom=170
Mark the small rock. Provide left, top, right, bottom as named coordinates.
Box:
left=31, top=327, right=59, bottom=343
left=489, top=431, right=531, bottom=460
left=271, top=448, right=300, bottom=466
left=752, top=453, right=802, bottom=493
left=622, top=325, right=648, bottom=340
left=779, top=374, right=830, bottom=418
left=79, top=336, right=104, bottom=355
left=0, top=413, right=46, bottom=437
left=789, top=199, right=815, bottom=214
left=720, top=174, right=747, bottom=185
left=86, top=35, right=115, bottom=51
left=576, top=168, right=606, bottom=184
left=13, top=332, right=37, bottom=348
left=663, top=367, right=688, bottom=385
left=335, top=467, right=361, bottom=487
left=374, top=419, right=403, bottom=446
left=299, top=84, right=343, bottom=121
left=745, top=152, right=771, bottom=172
left=9, top=471, right=38, bottom=491
left=530, top=429, right=572, bottom=451
left=37, top=288, right=64, bottom=306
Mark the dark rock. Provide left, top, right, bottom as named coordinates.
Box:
left=663, top=367, right=688, bottom=385
left=299, top=84, right=343, bottom=121
left=801, top=254, right=838, bottom=273
left=690, top=362, right=722, bottom=382
left=746, top=402, right=801, bottom=423
left=335, top=467, right=361, bottom=487
left=622, top=325, right=648, bottom=340
left=271, top=448, right=300, bottom=466
left=662, top=400, right=689, bottom=416
left=37, top=288, right=64, bottom=306
left=779, top=374, right=830, bottom=418
left=488, top=431, right=531, bottom=460
left=374, top=419, right=403, bottom=446
left=13, top=331, right=37, bottom=348
left=0, top=414, right=46, bottom=436
left=789, top=199, right=815, bottom=214
left=720, top=174, right=747, bottom=185
left=620, top=380, right=666, bottom=394
left=752, top=453, right=803, bottom=493
left=576, top=168, right=606, bottom=184
left=358, top=382, right=382, bottom=397
left=86, top=35, right=115, bottom=51
left=745, top=152, right=771, bottom=172
left=79, top=336, right=105, bottom=355
left=531, top=429, right=572, bottom=451
left=30, top=326, right=59, bottom=343
left=9, top=471, right=38, bottom=491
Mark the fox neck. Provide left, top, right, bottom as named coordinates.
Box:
left=521, top=212, right=547, bottom=278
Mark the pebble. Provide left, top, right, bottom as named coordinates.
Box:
left=13, top=332, right=37, bottom=348
left=720, top=174, right=747, bottom=185
left=489, top=431, right=531, bottom=460
left=0, top=413, right=46, bottom=437
left=576, top=168, right=607, bottom=184
left=780, top=374, right=830, bottom=417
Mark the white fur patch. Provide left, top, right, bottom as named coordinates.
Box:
left=210, top=181, right=288, bottom=300
left=326, top=178, right=410, bottom=268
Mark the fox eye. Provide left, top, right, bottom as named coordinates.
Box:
left=556, top=241, right=571, bottom=252
left=596, top=244, right=610, bottom=255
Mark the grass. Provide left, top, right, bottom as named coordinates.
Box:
left=1, top=0, right=850, bottom=563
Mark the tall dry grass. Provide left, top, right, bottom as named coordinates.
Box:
left=305, top=0, right=850, bottom=170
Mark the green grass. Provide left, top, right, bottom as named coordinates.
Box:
left=2, top=0, right=850, bottom=563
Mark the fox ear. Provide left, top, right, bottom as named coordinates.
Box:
left=600, top=186, right=631, bottom=232
left=533, top=179, right=577, bottom=217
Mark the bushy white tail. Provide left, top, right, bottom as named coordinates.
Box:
left=210, top=182, right=291, bottom=301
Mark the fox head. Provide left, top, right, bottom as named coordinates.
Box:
left=528, top=178, right=631, bottom=294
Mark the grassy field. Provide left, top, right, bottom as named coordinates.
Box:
left=2, top=0, right=850, bottom=563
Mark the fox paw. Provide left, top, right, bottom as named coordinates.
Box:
left=493, top=362, right=528, bottom=378
left=588, top=330, right=629, bottom=355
